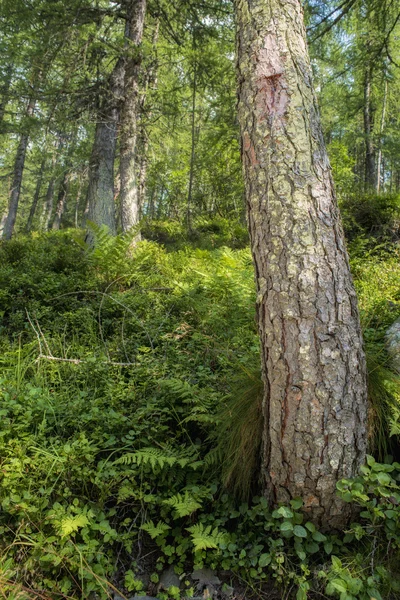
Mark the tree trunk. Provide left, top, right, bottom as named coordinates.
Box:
left=235, top=0, right=368, bottom=529
left=137, top=21, right=159, bottom=217
left=364, top=67, right=375, bottom=191
left=376, top=78, right=388, bottom=194
left=41, top=137, right=63, bottom=230
left=187, top=56, right=197, bottom=233
left=52, top=168, right=71, bottom=230
left=2, top=97, right=36, bottom=240
left=25, top=156, right=46, bottom=232
left=120, top=0, right=147, bottom=236
left=86, top=58, right=125, bottom=235
left=0, top=63, right=13, bottom=128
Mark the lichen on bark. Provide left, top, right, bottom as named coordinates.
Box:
left=235, top=0, right=368, bottom=528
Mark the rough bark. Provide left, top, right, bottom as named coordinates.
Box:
left=235, top=0, right=368, bottom=529
left=363, top=67, right=375, bottom=190
left=86, top=59, right=125, bottom=235
left=120, top=0, right=147, bottom=236
left=2, top=97, right=36, bottom=240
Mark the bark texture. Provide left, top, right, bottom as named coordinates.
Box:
left=26, top=157, right=46, bottom=232
left=86, top=59, right=125, bottom=235
left=120, top=0, right=146, bottom=235
left=2, top=97, right=36, bottom=240
left=236, top=0, right=368, bottom=528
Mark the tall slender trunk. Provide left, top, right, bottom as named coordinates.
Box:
left=52, top=167, right=71, bottom=230
left=376, top=78, right=388, bottom=193
left=236, top=0, right=367, bottom=529
left=137, top=21, right=159, bottom=216
left=74, top=170, right=85, bottom=228
left=364, top=67, right=375, bottom=190
left=41, top=137, right=63, bottom=230
left=187, top=57, right=197, bottom=233
left=86, top=58, right=125, bottom=235
left=120, top=0, right=147, bottom=236
left=2, top=97, right=36, bottom=240
left=0, top=63, right=13, bottom=128
left=25, top=156, right=47, bottom=232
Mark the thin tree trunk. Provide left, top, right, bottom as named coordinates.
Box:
left=376, top=78, right=388, bottom=193
left=41, top=137, right=63, bottom=230
left=236, top=0, right=367, bottom=529
left=86, top=58, right=125, bottom=235
left=25, top=156, right=46, bottom=232
left=52, top=168, right=71, bottom=230
left=120, top=0, right=147, bottom=236
left=74, top=170, right=85, bottom=228
left=2, top=97, right=36, bottom=240
left=187, top=60, right=197, bottom=233
left=364, top=67, right=375, bottom=191
left=137, top=21, right=159, bottom=216
left=0, top=63, right=13, bottom=128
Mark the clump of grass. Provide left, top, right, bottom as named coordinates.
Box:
left=212, top=362, right=264, bottom=501
left=365, top=342, right=400, bottom=460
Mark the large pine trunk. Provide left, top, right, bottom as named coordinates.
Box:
left=235, top=0, right=368, bottom=529
left=86, top=59, right=125, bottom=235
left=120, top=0, right=146, bottom=235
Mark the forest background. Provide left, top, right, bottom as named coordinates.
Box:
left=1, top=1, right=400, bottom=599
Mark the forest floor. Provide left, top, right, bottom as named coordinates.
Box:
left=0, top=215, right=400, bottom=599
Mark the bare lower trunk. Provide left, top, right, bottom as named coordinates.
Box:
left=25, top=157, right=46, bottom=232
left=364, top=68, right=375, bottom=190
left=87, top=59, right=125, bottom=235
left=120, top=0, right=147, bottom=236
left=236, top=0, right=368, bottom=529
left=2, top=97, right=36, bottom=240
left=52, top=169, right=71, bottom=230
left=187, top=56, right=197, bottom=233
left=376, top=78, right=388, bottom=193
left=0, top=63, right=13, bottom=128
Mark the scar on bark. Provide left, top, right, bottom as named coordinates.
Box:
left=255, top=34, right=289, bottom=121
left=243, top=132, right=258, bottom=166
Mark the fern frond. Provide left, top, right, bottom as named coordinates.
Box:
left=141, top=520, right=171, bottom=539
left=163, top=491, right=202, bottom=517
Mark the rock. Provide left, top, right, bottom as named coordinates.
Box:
left=191, top=569, right=221, bottom=589
left=133, top=596, right=160, bottom=600
left=385, top=318, right=400, bottom=373
left=158, top=566, right=181, bottom=590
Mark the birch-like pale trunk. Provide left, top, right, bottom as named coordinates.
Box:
left=364, top=67, right=375, bottom=190
left=2, top=97, right=36, bottom=240
left=236, top=0, right=368, bottom=528
left=120, top=0, right=146, bottom=236
left=86, top=59, right=125, bottom=235
left=376, top=78, right=388, bottom=193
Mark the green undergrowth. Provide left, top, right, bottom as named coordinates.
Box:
left=0, top=222, right=400, bottom=599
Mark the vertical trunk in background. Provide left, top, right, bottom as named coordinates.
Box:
left=41, top=137, right=63, bottom=230
left=25, top=156, right=47, bottom=232
left=187, top=48, right=197, bottom=233
left=376, top=78, right=388, bottom=193
left=120, top=0, right=147, bottom=236
left=364, top=67, right=375, bottom=190
left=0, top=63, right=13, bottom=128
left=236, top=0, right=368, bottom=528
left=2, top=96, right=36, bottom=240
left=137, top=21, right=159, bottom=216
left=86, top=58, right=125, bottom=235
left=52, top=167, right=71, bottom=230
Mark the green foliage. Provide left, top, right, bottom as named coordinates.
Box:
left=0, top=229, right=400, bottom=599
